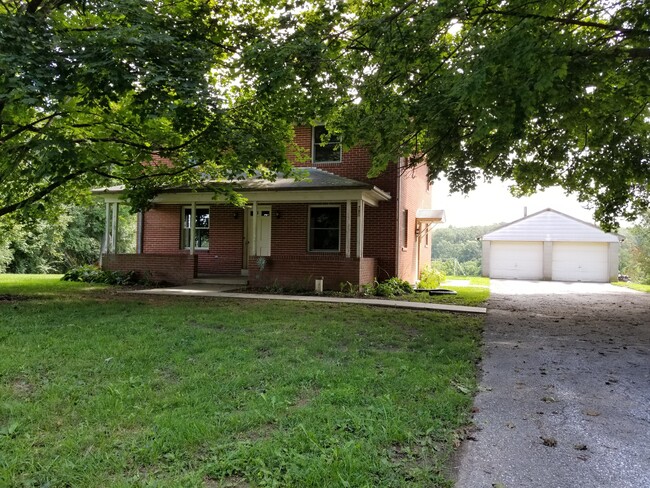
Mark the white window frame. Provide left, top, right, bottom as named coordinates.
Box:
left=182, top=206, right=210, bottom=250
left=312, top=125, right=342, bottom=164
left=308, top=205, right=341, bottom=252
left=401, top=209, right=409, bottom=249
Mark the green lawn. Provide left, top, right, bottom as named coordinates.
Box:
left=444, top=276, right=490, bottom=287
left=399, top=275, right=489, bottom=307
left=0, top=275, right=482, bottom=487
left=612, top=281, right=650, bottom=293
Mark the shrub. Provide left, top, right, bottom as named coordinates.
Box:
left=418, top=264, right=446, bottom=289
left=368, top=277, right=414, bottom=297
left=62, top=265, right=139, bottom=286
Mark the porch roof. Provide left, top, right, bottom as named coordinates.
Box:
left=93, top=168, right=391, bottom=207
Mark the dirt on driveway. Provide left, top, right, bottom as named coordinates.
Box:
left=454, top=280, right=650, bottom=488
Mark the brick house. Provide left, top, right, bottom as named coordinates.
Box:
left=94, top=126, right=444, bottom=289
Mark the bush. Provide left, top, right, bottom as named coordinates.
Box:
left=62, top=265, right=139, bottom=285
left=418, top=264, right=446, bottom=289
left=368, top=277, right=414, bottom=297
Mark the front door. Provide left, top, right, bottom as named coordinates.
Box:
left=247, top=205, right=272, bottom=257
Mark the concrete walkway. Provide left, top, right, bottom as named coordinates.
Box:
left=130, top=284, right=486, bottom=314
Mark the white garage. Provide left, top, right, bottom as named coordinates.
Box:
left=481, top=209, right=621, bottom=283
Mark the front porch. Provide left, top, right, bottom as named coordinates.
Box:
left=96, top=169, right=390, bottom=289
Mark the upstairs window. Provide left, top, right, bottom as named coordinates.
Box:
left=182, top=207, right=210, bottom=250
left=312, top=125, right=342, bottom=164
left=309, top=206, right=340, bottom=252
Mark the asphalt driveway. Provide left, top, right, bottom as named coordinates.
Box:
left=454, top=280, right=650, bottom=487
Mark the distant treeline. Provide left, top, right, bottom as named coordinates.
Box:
left=429, top=224, right=502, bottom=276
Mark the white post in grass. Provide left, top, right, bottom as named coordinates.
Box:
left=190, top=202, right=196, bottom=255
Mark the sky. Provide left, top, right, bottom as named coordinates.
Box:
left=430, top=177, right=601, bottom=228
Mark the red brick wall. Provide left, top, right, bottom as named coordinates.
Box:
left=142, top=204, right=245, bottom=275
left=199, top=205, right=244, bottom=274
left=142, top=204, right=181, bottom=254
left=397, top=162, right=432, bottom=283
left=359, top=258, right=378, bottom=286
left=363, top=201, right=397, bottom=281
left=102, top=253, right=197, bottom=285
left=269, top=203, right=355, bottom=257
left=248, top=255, right=374, bottom=290
left=289, top=126, right=400, bottom=279
left=291, top=126, right=398, bottom=193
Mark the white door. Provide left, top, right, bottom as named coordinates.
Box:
left=490, top=241, right=544, bottom=280
left=552, top=242, right=609, bottom=282
left=247, top=206, right=272, bottom=257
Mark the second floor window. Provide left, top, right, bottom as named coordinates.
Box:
left=313, top=125, right=342, bottom=164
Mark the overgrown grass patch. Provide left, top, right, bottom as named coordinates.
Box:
left=612, top=281, right=650, bottom=293
left=0, top=275, right=482, bottom=487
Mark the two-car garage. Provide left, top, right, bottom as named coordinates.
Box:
left=482, top=209, right=620, bottom=283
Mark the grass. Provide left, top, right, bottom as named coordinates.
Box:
left=443, top=276, right=490, bottom=287
left=395, top=276, right=490, bottom=307
left=0, top=275, right=482, bottom=487
left=612, top=281, right=650, bottom=293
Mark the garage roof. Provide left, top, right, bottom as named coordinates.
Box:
left=482, top=208, right=620, bottom=243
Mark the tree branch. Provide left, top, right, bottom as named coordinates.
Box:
left=0, top=170, right=84, bottom=217
left=0, top=113, right=62, bottom=143
left=482, top=7, right=650, bottom=37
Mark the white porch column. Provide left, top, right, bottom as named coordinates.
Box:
left=356, top=200, right=365, bottom=258
left=189, top=202, right=196, bottom=255
left=251, top=201, right=258, bottom=256
left=345, top=200, right=351, bottom=258
left=110, top=202, right=118, bottom=254
left=101, top=201, right=110, bottom=264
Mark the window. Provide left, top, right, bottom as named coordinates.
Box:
left=309, top=206, right=340, bottom=252
left=312, top=125, right=342, bottom=163
left=402, top=209, right=408, bottom=248
left=182, top=207, right=209, bottom=249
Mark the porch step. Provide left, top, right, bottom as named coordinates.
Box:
left=191, top=275, right=248, bottom=286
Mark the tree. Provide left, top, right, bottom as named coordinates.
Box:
left=250, top=0, right=649, bottom=229
left=622, top=210, right=650, bottom=283
left=429, top=224, right=502, bottom=275
left=0, top=0, right=297, bottom=219
left=0, top=202, right=136, bottom=273
left=2, top=1, right=648, bottom=230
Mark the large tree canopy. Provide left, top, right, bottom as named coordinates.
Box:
left=1, top=0, right=649, bottom=229
left=0, top=0, right=298, bottom=218
left=245, top=0, right=648, bottom=229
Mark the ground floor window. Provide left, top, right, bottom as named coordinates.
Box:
left=182, top=206, right=210, bottom=249
left=309, top=206, right=340, bottom=252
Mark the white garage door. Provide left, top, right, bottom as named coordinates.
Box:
left=552, top=242, right=609, bottom=282
left=490, top=242, right=544, bottom=280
